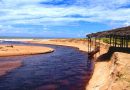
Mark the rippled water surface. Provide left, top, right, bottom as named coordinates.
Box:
left=0, top=41, right=92, bottom=90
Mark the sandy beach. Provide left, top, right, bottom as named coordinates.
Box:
left=0, top=45, right=54, bottom=57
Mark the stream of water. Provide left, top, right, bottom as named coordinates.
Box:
left=0, top=41, right=92, bottom=90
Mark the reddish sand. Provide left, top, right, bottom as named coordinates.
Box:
left=0, top=61, right=22, bottom=76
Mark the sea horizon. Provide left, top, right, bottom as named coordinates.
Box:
left=0, top=36, right=86, bottom=39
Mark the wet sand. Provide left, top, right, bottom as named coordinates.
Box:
left=0, top=61, right=22, bottom=76
left=0, top=44, right=54, bottom=77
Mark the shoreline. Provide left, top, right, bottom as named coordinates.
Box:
left=0, top=61, right=22, bottom=76
left=28, top=39, right=94, bottom=88
left=0, top=44, right=54, bottom=77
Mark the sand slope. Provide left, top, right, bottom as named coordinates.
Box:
left=87, top=52, right=130, bottom=90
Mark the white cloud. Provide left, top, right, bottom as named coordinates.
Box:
left=0, top=0, right=130, bottom=32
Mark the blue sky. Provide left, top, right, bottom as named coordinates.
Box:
left=0, top=0, right=130, bottom=38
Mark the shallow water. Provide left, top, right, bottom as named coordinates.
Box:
left=0, top=41, right=92, bottom=90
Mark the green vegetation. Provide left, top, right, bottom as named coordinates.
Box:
left=102, top=38, right=110, bottom=44
left=101, top=38, right=130, bottom=46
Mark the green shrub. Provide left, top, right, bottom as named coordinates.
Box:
left=102, top=38, right=110, bottom=44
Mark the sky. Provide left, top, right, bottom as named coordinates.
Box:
left=0, top=0, right=130, bottom=38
